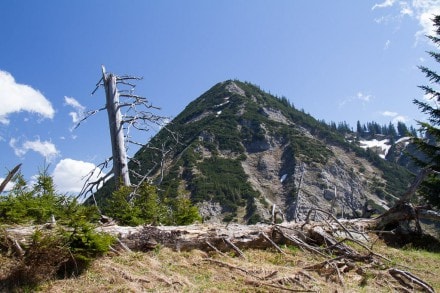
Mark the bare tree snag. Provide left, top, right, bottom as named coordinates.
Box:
left=374, top=167, right=434, bottom=233
left=0, top=164, right=21, bottom=193
left=102, top=65, right=131, bottom=188
left=77, top=66, right=173, bottom=200
left=400, top=167, right=432, bottom=202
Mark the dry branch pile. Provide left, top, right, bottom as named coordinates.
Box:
left=95, top=210, right=434, bottom=292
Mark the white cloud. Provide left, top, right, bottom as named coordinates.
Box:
left=356, top=92, right=373, bottom=102
left=9, top=137, right=60, bottom=161
left=380, top=110, right=408, bottom=123
left=372, top=0, right=397, bottom=10
left=0, top=70, right=54, bottom=125
left=423, top=92, right=440, bottom=107
left=52, top=158, right=106, bottom=193
left=414, top=2, right=440, bottom=40
left=382, top=110, right=398, bottom=117
left=64, top=96, right=86, bottom=130
left=64, top=96, right=84, bottom=110
left=384, top=39, right=391, bottom=49
left=400, top=2, right=414, bottom=16
left=372, top=0, right=440, bottom=43
left=392, top=115, right=408, bottom=123
left=339, top=92, right=374, bottom=108
left=0, top=178, right=15, bottom=192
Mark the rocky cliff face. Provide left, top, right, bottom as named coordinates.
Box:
left=129, top=80, right=413, bottom=224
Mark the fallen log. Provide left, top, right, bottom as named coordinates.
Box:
left=3, top=218, right=437, bottom=291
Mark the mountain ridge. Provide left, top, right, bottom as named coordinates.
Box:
left=97, top=80, right=415, bottom=224
left=122, top=80, right=411, bottom=223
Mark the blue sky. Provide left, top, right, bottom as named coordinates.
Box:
left=1, top=1, right=439, bottom=194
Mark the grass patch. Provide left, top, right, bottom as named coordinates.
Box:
left=33, top=237, right=439, bottom=292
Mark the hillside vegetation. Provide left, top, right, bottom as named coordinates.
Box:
left=97, top=80, right=415, bottom=224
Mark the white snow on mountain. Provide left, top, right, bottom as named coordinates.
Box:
left=396, top=136, right=411, bottom=146
left=359, top=138, right=391, bottom=159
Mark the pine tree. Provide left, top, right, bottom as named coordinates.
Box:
left=388, top=122, right=397, bottom=139
left=397, top=121, right=409, bottom=137
left=412, top=15, right=440, bottom=208
left=356, top=120, right=364, bottom=137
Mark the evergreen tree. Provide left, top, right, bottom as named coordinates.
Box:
left=356, top=120, right=364, bottom=137
left=409, top=125, right=418, bottom=137
left=381, top=124, right=389, bottom=136
left=337, top=121, right=350, bottom=134
left=388, top=122, right=397, bottom=138
left=397, top=121, right=409, bottom=137
left=412, top=15, right=440, bottom=208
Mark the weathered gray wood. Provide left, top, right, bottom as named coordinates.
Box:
left=389, top=268, right=435, bottom=293
left=102, top=65, right=131, bottom=188
left=0, top=164, right=21, bottom=193
left=372, top=167, right=439, bottom=233
left=400, top=167, right=432, bottom=202
left=418, top=208, right=440, bottom=222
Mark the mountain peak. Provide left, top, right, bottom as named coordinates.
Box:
left=99, top=81, right=413, bottom=224
left=224, top=80, right=246, bottom=96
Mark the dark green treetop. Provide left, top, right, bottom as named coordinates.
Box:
left=412, top=15, right=440, bottom=208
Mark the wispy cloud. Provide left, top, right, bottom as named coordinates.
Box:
left=339, top=92, right=374, bottom=108
left=400, top=2, right=414, bottom=16
left=382, top=110, right=398, bottom=117
left=64, top=96, right=85, bottom=130
left=372, top=0, right=440, bottom=43
left=52, top=158, right=106, bottom=193
left=381, top=110, right=408, bottom=123
left=9, top=137, right=60, bottom=162
left=356, top=92, right=373, bottom=102
left=372, top=0, right=397, bottom=10
left=384, top=39, right=391, bottom=49
left=0, top=70, right=54, bottom=125
left=393, top=115, right=408, bottom=123
left=414, top=1, right=440, bottom=41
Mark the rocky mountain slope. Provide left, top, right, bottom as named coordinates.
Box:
left=121, top=80, right=414, bottom=224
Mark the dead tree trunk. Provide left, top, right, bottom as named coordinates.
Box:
left=102, top=66, right=131, bottom=188
left=374, top=167, right=435, bottom=233
left=0, top=164, right=21, bottom=193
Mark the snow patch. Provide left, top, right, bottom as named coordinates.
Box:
left=213, top=100, right=229, bottom=108
left=396, top=136, right=411, bottom=146
left=280, top=174, right=287, bottom=183
left=359, top=139, right=392, bottom=159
